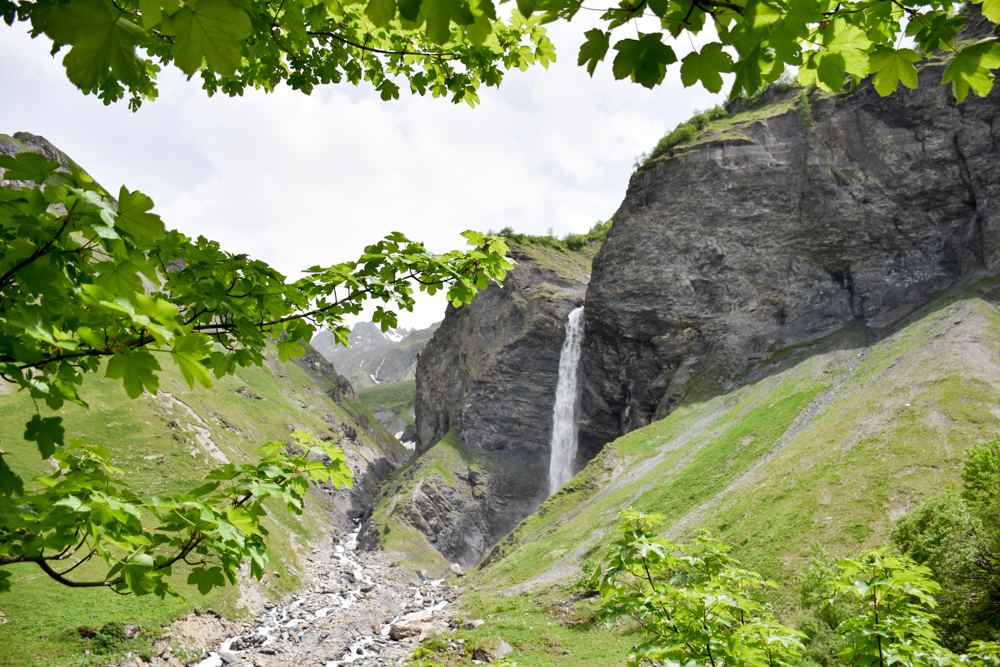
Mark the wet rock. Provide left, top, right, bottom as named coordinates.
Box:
left=217, top=650, right=238, bottom=664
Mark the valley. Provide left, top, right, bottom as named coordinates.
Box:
left=3, top=8, right=1000, bottom=667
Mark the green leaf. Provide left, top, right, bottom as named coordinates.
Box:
left=188, top=566, right=226, bottom=594
left=121, top=551, right=156, bottom=595
left=0, top=153, right=61, bottom=184
left=745, top=0, right=780, bottom=29
left=106, top=349, right=161, bottom=398
left=226, top=506, right=263, bottom=537
left=365, top=0, right=396, bottom=27
left=171, top=333, right=214, bottom=389
left=731, top=44, right=763, bottom=97
left=161, top=0, right=253, bottom=76
left=116, top=187, right=166, bottom=244
left=943, top=39, right=1000, bottom=103
left=981, top=0, right=1000, bottom=23
left=94, top=260, right=145, bottom=296
left=612, top=34, right=676, bottom=89
left=24, top=415, right=65, bottom=459
left=0, top=454, right=25, bottom=496
left=416, top=0, right=475, bottom=45
left=398, top=0, right=422, bottom=22
left=820, top=18, right=870, bottom=79
left=815, top=51, right=847, bottom=92
left=680, top=42, right=733, bottom=93
left=139, top=0, right=183, bottom=29
left=276, top=336, right=305, bottom=362
left=578, top=29, right=610, bottom=76
left=867, top=46, right=921, bottom=96
left=44, top=0, right=146, bottom=89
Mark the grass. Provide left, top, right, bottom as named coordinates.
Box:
left=0, top=344, right=392, bottom=666
left=449, top=283, right=1000, bottom=667
left=635, top=77, right=808, bottom=172
left=358, top=380, right=417, bottom=432
left=412, top=592, right=635, bottom=667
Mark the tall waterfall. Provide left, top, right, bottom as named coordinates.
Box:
left=548, top=306, right=585, bottom=495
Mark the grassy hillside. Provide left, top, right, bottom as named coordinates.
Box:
left=358, top=380, right=417, bottom=437
left=0, top=344, right=397, bottom=667
left=438, top=278, right=1000, bottom=666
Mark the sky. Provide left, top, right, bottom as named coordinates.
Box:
left=0, top=15, right=728, bottom=330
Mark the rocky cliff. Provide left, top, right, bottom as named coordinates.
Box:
left=358, top=240, right=600, bottom=568
left=579, top=12, right=1000, bottom=449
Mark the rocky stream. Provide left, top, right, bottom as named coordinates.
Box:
left=169, top=525, right=496, bottom=667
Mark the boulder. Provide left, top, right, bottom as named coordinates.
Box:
left=472, top=639, right=513, bottom=663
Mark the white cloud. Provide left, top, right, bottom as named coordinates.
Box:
left=1, top=16, right=728, bottom=329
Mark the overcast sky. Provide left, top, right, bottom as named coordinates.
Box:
left=0, top=16, right=727, bottom=330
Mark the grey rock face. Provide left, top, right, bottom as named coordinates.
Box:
left=418, top=252, right=589, bottom=469
left=369, top=242, right=595, bottom=566
left=416, top=246, right=592, bottom=464
left=580, top=12, right=1000, bottom=448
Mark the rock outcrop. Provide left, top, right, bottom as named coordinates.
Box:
left=360, top=240, right=599, bottom=567
left=580, top=11, right=1000, bottom=448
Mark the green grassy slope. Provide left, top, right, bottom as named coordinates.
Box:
left=0, top=344, right=397, bottom=667
left=358, top=380, right=417, bottom=435
left=454, top=279, right=1000, bottom=666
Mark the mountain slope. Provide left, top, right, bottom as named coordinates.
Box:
left=580, top=13, right=1000, bottom=448
left=312, top=321, right=439, bottom=390
left=0, top=132, right=411, bottom=667
left=478, top=278, right=1000, bottom=602
left=0, top=337, right=410, bottom=666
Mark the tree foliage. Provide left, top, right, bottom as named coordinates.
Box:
left=894, top=436, right=1000, bottom=650
left=1, top=0, right=554, bottom=108
left=595, top=509, right=1000, bottom=667
left=0, top=148, right=513, bottom=596
left=590, top=509, right=806, bottom=667
left=5, top=0, right=1000, bottom=107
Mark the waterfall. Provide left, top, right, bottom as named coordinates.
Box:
left=548, top=306, right=585, bottom=495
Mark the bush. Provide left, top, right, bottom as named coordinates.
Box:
left=90, top=622, right=126, bottom=655
left=491, top=220, right=611, bottom=253
left=637, top=105, right=729, bottom=169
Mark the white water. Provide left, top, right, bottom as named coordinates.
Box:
left=548, top=306, right=585, bottom=495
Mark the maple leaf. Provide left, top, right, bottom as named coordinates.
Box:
left=106, top=349, right=161, bottom=398
left=161, top=0, right=253, bottom=76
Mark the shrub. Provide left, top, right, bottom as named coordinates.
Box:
left=637, top=105, right=729, bottom=169
left=799, top=88, right=815, bottom=126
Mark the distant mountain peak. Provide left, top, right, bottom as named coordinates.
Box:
left=311, top=320, right=440, bottom=391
